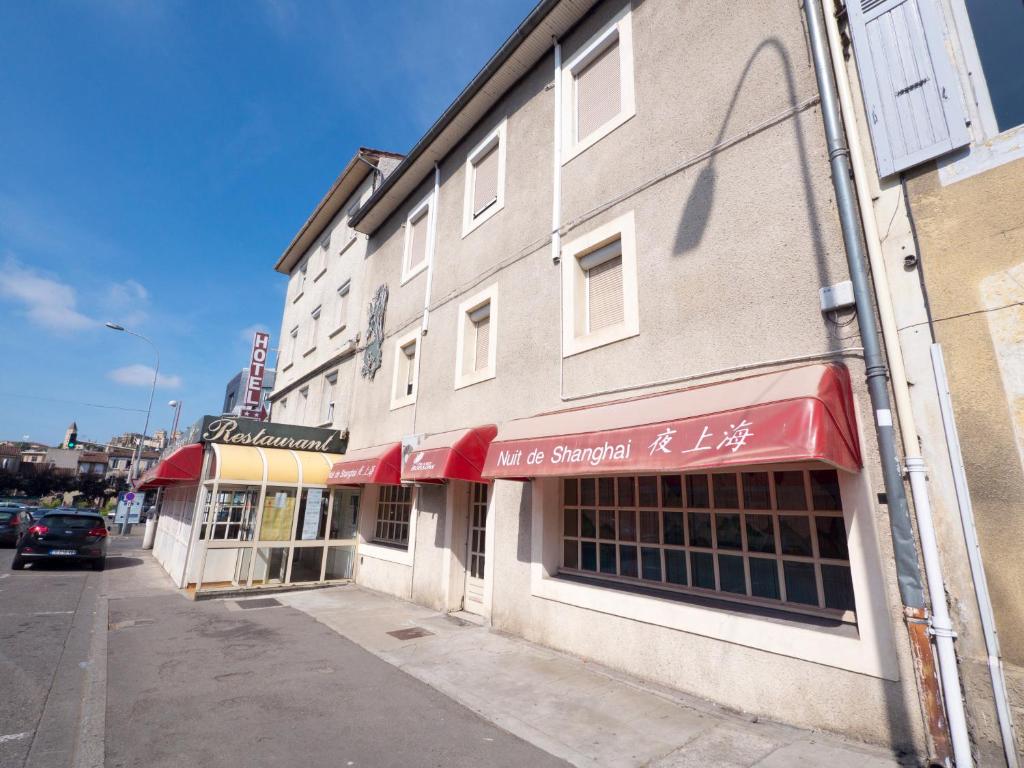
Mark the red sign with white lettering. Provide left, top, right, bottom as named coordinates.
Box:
left=483, top=398, right=860, bottom=479
left=241, top=332, right=270, bottom=420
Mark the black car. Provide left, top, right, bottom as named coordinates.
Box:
left=12, top=511, right=108, bottom=570
left=0, top=508, right=31, bottom=545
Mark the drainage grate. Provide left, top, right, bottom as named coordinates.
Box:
left=236, top=598, right=281, bottom=610
left=387, top=627, right=434, bottom=640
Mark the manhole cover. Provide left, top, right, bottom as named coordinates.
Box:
left=236, top=598, right=281, bottom=610
left=387, top=627, right=434, bottom=640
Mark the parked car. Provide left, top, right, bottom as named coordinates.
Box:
left=0, top=507, right=32, bottom=546
left=12, top=510, right=108, bottom=570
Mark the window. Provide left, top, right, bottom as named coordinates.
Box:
left=562, top=6, right=636, bottom=162
left=462, top=119, right=507, bottom=235
left=335, top=280, right=351, bottom=331
left=297, top=386, right=309, bottom=425
left=293, top=262, right=307, bottom=301
left=402, top=196, right=432, bottom=283
left=583, top=243, right=624, bottom=333
left=560, top=469, right=855, bottom=618
left=200, top=487, right=259, bottom=541
left=454, top=284, right=498, bottom=389
left=321, top=371, right=337, bottom=425
left=374, top=484, right=413, bottom=548
left=561, top=210, right=639, bottom=356
left=960, top=0, right=1024, bottom=133
left=306, top=306, right=320, bottom=354
left=278, top=397, right=287, bottom=422
left=390, top=329, right=419, bottom=409
left=287, top=326, right=299, bottom=367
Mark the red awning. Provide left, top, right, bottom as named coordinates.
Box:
left=135, top=443, right=204, bottom=490
left=483, top=363, right=861, bottom=479
left=327, top=443, right=402, bottom=486
left=402, top=426, right=498, bottom=483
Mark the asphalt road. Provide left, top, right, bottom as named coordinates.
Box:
left=0, top=538, right=108, bottom=768
left=0, top=535, right=567, bottom=768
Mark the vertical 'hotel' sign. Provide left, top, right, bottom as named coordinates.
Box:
left=242, top=331, right=271, bottom=420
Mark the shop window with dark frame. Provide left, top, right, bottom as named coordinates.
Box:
left=373, top=485, right=413, bottom=549
left=200, top=487, right=259, bottom=541
left=560, top=468, right=856, bottom=619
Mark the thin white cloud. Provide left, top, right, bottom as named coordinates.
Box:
left=108, top=364, right=182, bottom=389
left=0, top=257, right=95, bottom=332
left=105, top=278, right=149, bottom=326
left=239, top=324, right=270, bottom=345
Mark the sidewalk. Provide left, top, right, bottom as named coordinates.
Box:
left=275, top=585, right=910, bottom=768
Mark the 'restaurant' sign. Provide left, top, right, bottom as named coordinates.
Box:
left=241, top=332, right=271, bottom=419
left=200, top=416, right=347, bottom=453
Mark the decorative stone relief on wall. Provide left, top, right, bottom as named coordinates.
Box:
left=361, top=284, right=389, bottom=380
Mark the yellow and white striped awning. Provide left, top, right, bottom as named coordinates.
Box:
left=210, top=444, right=344, bottom=486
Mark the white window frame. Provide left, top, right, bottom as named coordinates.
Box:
left=285, top=326, right=299, bottom=370
left=390, top=328, right=420, bottom=410
left=454, top=284, right=498, bottom=390
left=561, top=5, right=636, bottom=164
left=358, top=485, right=419, bottom=566
left=529, top=463, right=901, bottom=680
left=278, top=397, right=287, bottom=422
left=937, top=0, right=1024, bottom=183
left=297, top=386, right=309, bottom=425
left=461, top=118, right=508, bottom=237
left=320, top=371, right=337, bottom=426
left=331, top=280, right=351, bottom=337
left=293, top=262, right=307, bottom=302
left=561, top=210, right=639, bottom=357
left=305, top=306, right=321, bottom=356
left=401, top=195, right=433, bottom=284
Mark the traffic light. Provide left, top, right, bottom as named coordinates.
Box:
left=67, top=431, right=77, bottom=449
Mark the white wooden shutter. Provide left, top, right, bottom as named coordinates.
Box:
left=408, top=210, right=428, bottom=268
left=473, top=312, right=491, bottom=371
left=576, top=37, right=621, bottom=141
left=847, top=0, right=969, bottom=177
left=587, top=254, right=624, bottom=332
left=472, top=144, right=499, bottom=215
left=404, top=343, right=416, bottom=395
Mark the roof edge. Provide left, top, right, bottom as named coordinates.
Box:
left=349, top=0, right=569, bottom=233
left=273, top=147, right=402, bottom=274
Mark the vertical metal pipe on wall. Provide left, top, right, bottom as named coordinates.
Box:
left=801, top=0, right=972, bottom=764
left=932, top=344, right=1020, bottom=766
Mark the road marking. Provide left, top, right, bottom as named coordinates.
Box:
left=0, top=610, right=75, bottom=618
left=0, top=731, right=32, bottom=743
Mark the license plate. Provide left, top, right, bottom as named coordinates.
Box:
left=49, top=549, right=76, bottom=556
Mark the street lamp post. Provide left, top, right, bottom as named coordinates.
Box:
left=168, top=400, right=183, bottom=444
left=105, top=322, right=159, bottom=535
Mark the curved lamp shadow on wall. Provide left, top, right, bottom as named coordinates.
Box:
left=672, top=34, right=915, bottom=753
left=674, top=39, right=837, bottom=362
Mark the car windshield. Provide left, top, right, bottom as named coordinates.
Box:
left=40, top=515, right=103, bottom=529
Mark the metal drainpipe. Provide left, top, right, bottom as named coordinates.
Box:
left=819, top=4, right=977, bottom=765
left=801, top=3, right=968, bottom=765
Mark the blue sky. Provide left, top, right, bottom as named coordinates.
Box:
left=0, top=0, right=533, bottom=447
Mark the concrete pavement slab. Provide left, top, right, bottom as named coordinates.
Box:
left=278, top=585, right=910, bottom=768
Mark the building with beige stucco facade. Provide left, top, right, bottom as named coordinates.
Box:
left=137, top=0, right=1024, bottom=763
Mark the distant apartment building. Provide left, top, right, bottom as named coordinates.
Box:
left=222, top=367, right=277, bottom=417
left=0, top=444, right=20, bottom=474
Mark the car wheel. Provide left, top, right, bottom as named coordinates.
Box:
left=92, top=558, right=105, bottom=572
left=11, top=558, right=25, bottom=570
